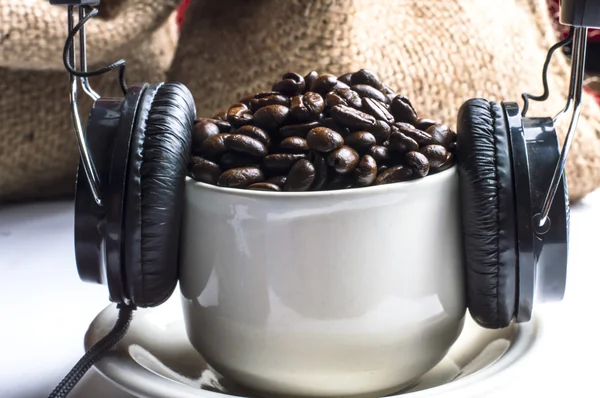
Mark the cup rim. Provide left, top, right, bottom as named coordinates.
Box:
left=186, top=165, right=457, bottom=199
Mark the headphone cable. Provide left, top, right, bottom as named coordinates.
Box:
left=47, top=303, right=135, bottom=398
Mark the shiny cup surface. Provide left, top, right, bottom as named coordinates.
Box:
left=179, top=166, right=466, bottom=397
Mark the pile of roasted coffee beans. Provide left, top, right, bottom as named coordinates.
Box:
left=188, top=69, right=456, bottom=192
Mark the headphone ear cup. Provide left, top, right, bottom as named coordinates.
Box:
left=455, top=98, right=518, bottom=329
left=122, top=82, right=195, bottom=308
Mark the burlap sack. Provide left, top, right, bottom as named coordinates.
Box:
left=169, top=0, right=600, bottom=202
left=0, top=0, right=181, bottom=203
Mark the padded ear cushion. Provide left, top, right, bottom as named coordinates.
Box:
left=456, top=98, right=518, bottom=329
left=124, top=82, right=196, bottom=307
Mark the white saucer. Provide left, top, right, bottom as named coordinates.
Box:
left=85, top=292, right=541, bottom=398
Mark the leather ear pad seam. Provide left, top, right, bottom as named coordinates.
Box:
left=456, top=99, right=517, bottom=329
left=124, top=82, right=195, bottom=307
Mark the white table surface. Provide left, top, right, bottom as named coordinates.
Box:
left=1, top=189, right=600, bottom=398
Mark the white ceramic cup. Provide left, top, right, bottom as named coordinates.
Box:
left=179, top=166, right=466, bottom=397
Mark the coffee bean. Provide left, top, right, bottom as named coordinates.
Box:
left=285, top=159, right=316, bottom=191
left=234, top=125, right=271, bottom=147
left=328, top=173, right=354, bottom=190
left=395, top=123, right=434, bottom=146
left=332, top=80, right=351, bottom=90
left=219, top=152, right=260, bottom=170
left=272, top=72, right=305, bottom=96
left=267, top=175, right=287, bottom=188
left=310, top=151, right=328, bottom=190
left=378, top=164, right=389, bottom=174
left=367, top=145, right=391, bottom=164
left=436, top=152, right=455, bottom=172
left=326, top=93, right=346, bottom=109
left=280, top=136, right=309, bottom=153
left=306, top=127, right=344, bottom=153
left=389, top=129, right=419, bottom=154
left=290, top=92, right=324, bottom=122
left=338, top=72, right=353, bottom=85
left=366, top=120, right=391, bottom=144
left=212, top=110, right=227, bottom=121
left=386, top=93, right=396, bottom=104
left=304, top=71, right=319, bottom=92
left=332, top=88, right=362, bottom=108
left=192, top=121, right=220, bottom=152
left=225, top=134, right=268, bottom=157
left=362, top=98, right=394, bottom=123
left=390, top=95, right=418, bottom=125
left=199, top=134, right=231, bottom=159
left=351, top=69, right=384, bottom=91
left=327, top=146, right=359, bottom=174
left=354, top=154, right=377, bottom=186
left=404, top=151, right=430, bottom=177
left=351, top=84, right=388, bottom=103
left=449, top=141, right=457, bottom=152
left=318, top=118, right=350, bottom=136
left=419, top=145, right=448, bottom=168
left=217, top=167, right=264, bottom=188
left=197, top=118, right=232, bottom=134
left=248, top=182, right=281, bottom=191
left=345, top=131, right=376, bottom=153
left=415, top=118, right=437, bottom=131
left=330, top=105, right=376, bottom=130
left=262, top=153, right=307, bottom=174
left=189, top=157, right=222, bottom=185
left=239, top=93, right=255, bottom=106
left=280, top=121, right=320, bottom=138
left=375, top=165, right=415, bottom=185
left=312, top=74, right=339, bottom=94
left=227, top=103, right=253, bottom=127
left=253, top=105, right=290, bottom=131
left=382, top=140, right=390, bottom=147
left=382, top=84, right=395, bottom=95
left=426, top=124, right=456, bottom=148
left=249, top=94, right=290, bottom=113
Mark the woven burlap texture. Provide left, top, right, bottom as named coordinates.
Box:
left=169, top=0, right=600, bottom=202
left=0, top=0, right=180, bottom=203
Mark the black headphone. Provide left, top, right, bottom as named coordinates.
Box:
left=47, top=0, right=597, bottom=397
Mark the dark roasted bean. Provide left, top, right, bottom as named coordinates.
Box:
left=449, top=141, right=457, bottom=152
left=285, top=159, right=316, bottom=191
left=234, top=125, right=271, bottom=147
left=382, top=84, right=395, bottom=95
left=354, top=154, right=377, bottom=187
left=378, top=164, right=389, bottom=174
left=375, top=165, right=415, bottom=185
left=280, top=121, right=320, bottom=138
left=427, top=124, right=456, bottom=148
left=253, top=105, right=290, bottom=131
left=217, top=167, right=264, bottom=188
left=290, top=92, right=324, bottom=122
left=249, top=94, right=290, bottom=113
left=326, top=92, right=346, bottom=109
left=435, top=152, right=454, bottom=172
left=225, top=134, right=268, bottom=157
left=311, top=74, right=339, bottom=94
left=351, top=84, right=388, bottom=103
left=382, top=140, right=390, bottom=147
left=333, top=80, right=351, bottom=90
left=306, top=127, right=344, bottom=153
left=239, top=93, right=255, bottom=106
left=189, top=157, right=222, bottom=185
left=197, top=118, right=232, bottom=133
left=330, top=105, right=376, bottom=130
left=327, top=146, right=359, bottom=174
left=318, top=117, right=350, bottom=136
left=328, top=173, right=354, bottom=190
left=199, top=134, right=231, bottom=159
left=280, top=136, right=309, bottom=153
left=389, top=129, right=419, bottom=154
left=420, top=145, right=448, bottom=169
left=367, top=145, right=391, bottom=164
left=351, top=69, right=384, bottom=91
left=366, top=120, right=391, bottom=144
left=262, top=153, right=307, bottom=174
left=404, top=151, right=430, bottom=177
left=310, top=151, right=328, bottom=190
left=390, top=95, right=418, bottom=125
left=212, top=110, right=227, bottom=121
left=415, top=118, right=437, bottom=131
left=272, top=72, right=305, bottom=96
left=192, top=121, right=220, bottom=152
left=338, top=72, right=353, bottom=85
left=361, top=98, right=394, bottom=123
left=248, top=182, right=281, bottom=191
left=227, top=103, right=253, bottom=127
left=395, top=123, right=434, bottom=146
left=267, top=175, right=287, bottom=188
left=304, top=71, right=319, bottom=92
left=332, top=88, right=362, bottom=108
left=219, top=152, right=260, bottom=170
left=345, top=131, right=376, bottom=153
